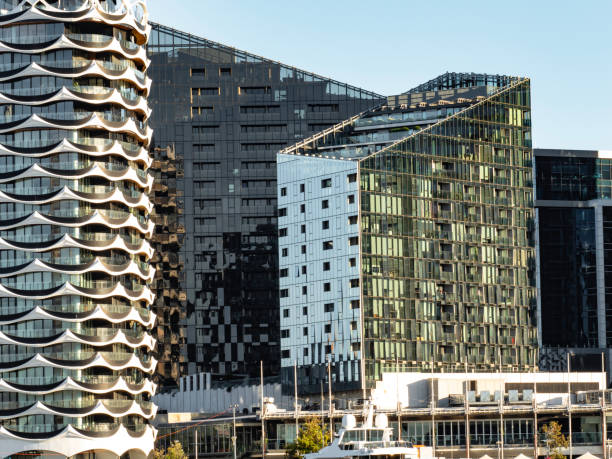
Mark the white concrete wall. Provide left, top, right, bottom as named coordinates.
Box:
left=371, top=371, right=607, bottom=410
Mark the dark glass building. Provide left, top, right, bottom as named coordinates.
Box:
left=535, top=149, right=612, bottom=375
left=278, top=73, right=538, bottom=394
left=146, top=23, right=384, bottom=383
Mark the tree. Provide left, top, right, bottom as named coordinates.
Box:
left=541, top=421, right=569, bottom=459
left=153, top=440, right=188, bottom=459
left=285, top=417, right=330, bottom=459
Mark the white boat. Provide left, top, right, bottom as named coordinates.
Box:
left=304, top=406, right=432, bottom=459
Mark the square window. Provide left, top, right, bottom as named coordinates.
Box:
left=324, top=324, right=331, bottom=333
left=347, top=194, right=355, bottom=204
left=349, top=236, right=359, bottom=246
left=301, top=265, right=307, bottom=274
left=323, top=241, right=333, bottom=250
left=303, top=347, right=309, bottom=357
left=280, top=268, right=288, bottom=277
left=349, top=257, right=357, bottom=267
left=321, top=178, right=332, bottom=188
left=325, top=345, right=332, bottom=354
left=323, top=282, right=331, bottom=292
left=351, top=299, right=360, bottom=309
left=322, top=199, right=329, bottom=209
left=282, top=248, right=288, bottom=257
left=300, top=183, right=305, bottom=193
left=301, top=224, right=306, bottom=234
left=323, top=261, right=330, bottom=271
left=322, top=220, right=329, bottom=230
left=347, top=173, right=357, bottom=183
left=348, top=215, right=358, bottom=225
left=301, top=245, right=306, bottom=254
left=220, top=67, right=231, bottom=76
left=280, top=289, right=289, bottom=298
left=281, top=187, right=287, bottom=196
left=281, top=329, right=290, bottom=338
left=279, top=207, right=287, bottom=217
left=302, top=306, right=308, bottom=315
left=350, top=320, right=357, bottom=330
left=324, top=303, right=334, bottom=312
left=281, top=350, right=290, bottom=358
left=302, top=286, right=307, bottom=295
left=283, top=309, right=290, bottom=318
left=350, top=278, right=359, bottom=288
left=279, top=228, right=287, bottom=237
left=300, top=204, right=305, bottom=213
left=303, top=327, right=308, bottom=336
left=351, top=343, right=360, bottom=352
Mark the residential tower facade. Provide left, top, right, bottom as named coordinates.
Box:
left=0, top=1, right=156, bottom=456
left=535, top=148, right=612, bottom=377
left=278, top=73, right=538, bottom=394
left=146, top=23, right=383, bottom=383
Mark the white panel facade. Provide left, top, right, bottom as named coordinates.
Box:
left=277, top=154, right=362, bottom=389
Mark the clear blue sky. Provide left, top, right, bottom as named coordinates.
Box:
left=148, top=0, right=611, bottom=150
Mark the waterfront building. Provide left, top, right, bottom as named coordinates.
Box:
left=146, top=23, right=383, bottom=384
left=155, top=371, right=611, bottom=459
left=278, top=73, right=538, bottom=395
left=0, top=0, right=156, bottom=456
left=535, top=148, right=612, bottom=378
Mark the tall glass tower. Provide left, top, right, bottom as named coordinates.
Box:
left=0, top=1, right=156, bottom=457
left=278, top=73, right=537, bottom=394
left=146, top=23, right=383, bottom=384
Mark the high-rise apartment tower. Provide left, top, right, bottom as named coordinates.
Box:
left=146, top=23, right=383, bottom=384
left=278, top=73, right=538, bottom=394
left=535, top=148, right=612, bottom=377
left=0, top=1, right=156, bottom=456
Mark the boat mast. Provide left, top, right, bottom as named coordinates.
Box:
left=328, top=358, right=333, bottom=437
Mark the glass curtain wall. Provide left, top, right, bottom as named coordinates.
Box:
left=359, top=79, right=537, bottom=384
left=147, top=22, right=384, bottom=382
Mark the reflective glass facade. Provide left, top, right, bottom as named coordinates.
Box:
left=0, top=1, right=156, bottom=457
left=536, top=152, right=612, bottom=201
left=536, top=150, right=612, bottom=374
left=279, top=74, right=537, bottom=394
left=537, top=207, right=597, bottom=347
left=146, top=23, right=383, bottom=382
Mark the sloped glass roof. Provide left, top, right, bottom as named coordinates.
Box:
left=148, top=22, right=383, bottom=100
left=279, top=82, right=500, bottom=161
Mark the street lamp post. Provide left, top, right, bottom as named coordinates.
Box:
left=231, top=403, right=239, bottom=459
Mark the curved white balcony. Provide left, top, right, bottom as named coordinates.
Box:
left=0, top=424, right=156, bottom=459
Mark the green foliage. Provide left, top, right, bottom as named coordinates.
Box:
left=153, top=440, right=188, bottom=459
left=285, top=418, right=330, bottom=459
left=541, top=421, right=568, bottom=459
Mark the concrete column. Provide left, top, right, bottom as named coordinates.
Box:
left=534, top=207, right=543, bottom=348
left=595, top=205, right=607, bottom=348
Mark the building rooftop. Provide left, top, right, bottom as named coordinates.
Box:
left=279, top=73, right=526, bottom=161
left=148, top=22, right=383, bottom=101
